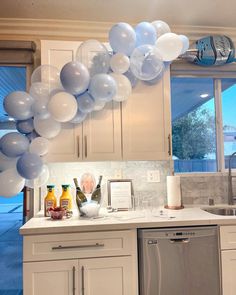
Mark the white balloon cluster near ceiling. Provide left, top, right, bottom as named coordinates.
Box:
left=0, top=20, right=189, bottom=198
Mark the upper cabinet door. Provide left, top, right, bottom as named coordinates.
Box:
left=41, top=40, right=122, bottom=162
left=122, top=70, right=171, bottom=160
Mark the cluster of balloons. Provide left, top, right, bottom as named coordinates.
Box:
left=0, top=20, right=189, bottom=198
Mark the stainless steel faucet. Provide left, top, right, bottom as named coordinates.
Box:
left=228, top=152, right=236, bottom=205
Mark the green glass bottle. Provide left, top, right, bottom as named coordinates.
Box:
left=73, top=178, right=87, bottom=210
left=91, top=175, right=102, bottom=204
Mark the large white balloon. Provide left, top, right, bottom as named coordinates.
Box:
left=25, top=164, right=50, bottom=189
left=0, top=168, right=25, bottom=198
left=155, top=33, right=183, bottom=62
left=110, top=53, right=130, bottom=74
left=48, top=91, right=78, bottom=122
left=110, top=73, right=132, bottom=102
left=29, top=137, right=50, bottom=156
left=34, top=116, right=61, bottom=139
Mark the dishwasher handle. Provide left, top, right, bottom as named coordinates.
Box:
left=170, top=238, right=190, bottom=243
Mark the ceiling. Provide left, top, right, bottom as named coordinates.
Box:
left=0, top=0, right=236, bottom=28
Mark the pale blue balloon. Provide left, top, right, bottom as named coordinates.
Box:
left=89, top=74, right=117, bottom=102
left=3, top=91, right=34, bottom=120
left=130, top=45, right=164, bottom=81
left=60, top=61, right=90, bottom=95
left=16, top=152, right=43, bottom=180
left=0, top=132, right=29, bottom=158
left=16, top=118, right=34, bottom=134
left=109, top=22, right=136, bottom=56
left=70, top=110, right=87, bottom=124
left=76, top=92, right=95, bottom=114
left=135, top=22, right=157, bottom=47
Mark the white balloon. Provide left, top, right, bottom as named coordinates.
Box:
left=152, top=20, right=171, bottom=38
left=0, top=168, right=25, bottom=198
left=155, top=33, right=183, bottom=62
left=48, top=91, right=78, bottom=122
left=93, top=100, right=106, bottom=111
left=34, top=116, right=61, bottom=139
left=25, top=164, right=49, bottom=189
left=0, top=151, right=18, bottom=172
left=179, top=34, right=190, bottom=54
left=110, top=53, right=130, bottom=74
left=29, top=82, right=51, bottom=100
left=31, top=65, right=62, bottom=89
left=110, top=73, right=132, bottom=102
left=32, top=97, right=50, bottom=119
left=29, top=137, right=50, bottom=156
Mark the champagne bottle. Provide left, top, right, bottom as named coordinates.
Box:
left=73, top=178, right=87, bottom=209
left=91, top=175, right=103, bottom=204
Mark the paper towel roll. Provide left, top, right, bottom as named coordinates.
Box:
left=166, top=175, right=182, bottom=207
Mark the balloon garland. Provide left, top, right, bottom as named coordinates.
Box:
left=0, top=20, right=189, bottom=198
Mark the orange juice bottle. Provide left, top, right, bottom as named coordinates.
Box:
left=59, top=184, right=73, bottom=210
left=44, top=185, right=57, bottom=217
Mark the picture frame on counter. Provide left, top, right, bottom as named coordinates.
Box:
left=107, top=179, right=134, bottom=210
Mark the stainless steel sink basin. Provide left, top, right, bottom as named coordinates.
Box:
left=202, top=207, right=236, bottom=216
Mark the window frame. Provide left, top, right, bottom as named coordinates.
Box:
left=171, top=61, right=236, bottom=174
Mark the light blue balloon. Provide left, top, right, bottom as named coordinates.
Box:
left=76, top=92, right=95, bottom=114
left=60, top=61, right=90, bottom=95
left=135, top=22, right=157, bottom=47
left=4, top=91, right=34, bottom=120
left=16, top=152, right=43, bottom=180
left=130, top=45, right=164, bottom=81
left=70, top=110, right=87, bottom=124
left=89, top=74, right=117, bottom=102
left=16, top=118, right=34, bottom=134
left=109, top=22, right=136, bottom=56
left=124, top=69, right=139, bottom=88
left=0, top=132, right=29, bottom=158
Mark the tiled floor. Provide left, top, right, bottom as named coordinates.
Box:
left=0, top=204, right=23, bottom=295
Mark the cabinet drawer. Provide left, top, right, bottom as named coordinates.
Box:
left=23, top=230, right=136, bottom=262
left=220, top=226, right=236, bottom=249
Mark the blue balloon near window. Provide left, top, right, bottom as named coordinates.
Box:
left=0, top=132, right=29, bottom=158
left=77, top=92, right=95, bottom=114
left=60, top=61, right=90, bottom=95
left=109, top=22, right=136, bottom=56
left=89, top=74, right=117, bottom=102
left=16, top=152, right=43, bottom=180
left=135, top=22, right=157, bottom=47
left=16, top=118, right=34, bottom=134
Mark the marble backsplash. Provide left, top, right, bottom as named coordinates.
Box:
left=40, top=161, right=233, bottom=210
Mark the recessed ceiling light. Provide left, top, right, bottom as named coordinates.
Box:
left=8, top=118, right=15, bottom=122
left=200, top=93, right=209, bottom=98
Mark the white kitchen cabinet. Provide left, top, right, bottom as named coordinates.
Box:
left=41, top=40, right=122, bottom=162
left=122, top=69, right=171, bottom=160
left=24, top=259, right=79, bottom=295
left=22, top=230, right=138, bottom=295
left=220, top=225, right=236, bottom=295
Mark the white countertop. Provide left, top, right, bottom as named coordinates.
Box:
left=20, top=206, right=236, bottom=235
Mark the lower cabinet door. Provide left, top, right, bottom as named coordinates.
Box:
left=221, top=250, right=236, bottom=295
left=80, top=256, right=135, bottom=295
left=23, top=259, right=78, bottom=295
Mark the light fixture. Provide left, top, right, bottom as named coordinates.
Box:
left=200, top=93, right=209, bottom=98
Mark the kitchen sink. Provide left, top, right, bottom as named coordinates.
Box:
left=202, top=207, right=236, bottom=216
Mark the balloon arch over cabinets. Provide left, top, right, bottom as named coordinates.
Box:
left=0, top=20, right=190, bottom=198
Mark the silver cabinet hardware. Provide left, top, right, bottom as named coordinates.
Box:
left=81, top=265, right=85, bottom=295
left=72, top=266, right=76, bottom=295
left=168, top=134, right=172, bottom=156
left=84, top=135, right=88, bottom=158
left=51, top=243, right=105, bottom=250
left=170, top=238, right=190, bottom=244
left=77, top=136, right=80, bottom=158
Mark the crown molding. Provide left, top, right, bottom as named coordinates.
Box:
left=0, top=18, right=236, bottom=43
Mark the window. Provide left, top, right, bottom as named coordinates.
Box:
left=171, top=63, right=236, bottom=173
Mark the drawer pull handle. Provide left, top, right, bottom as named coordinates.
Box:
left=81, top=265, right=85, bottom=295
left=72, top=266, right=76, bottom=295
left=52, top=243, right=105, bottom=250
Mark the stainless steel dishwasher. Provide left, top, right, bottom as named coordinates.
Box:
left=138, top=226, right=221, bottom=295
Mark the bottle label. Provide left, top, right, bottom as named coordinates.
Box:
left=61, top=199, right=69, bottom=208
left=46, top=200, right=54, bottom=208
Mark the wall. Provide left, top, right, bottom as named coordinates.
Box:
left=40, top=160, right=171, bottom=210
